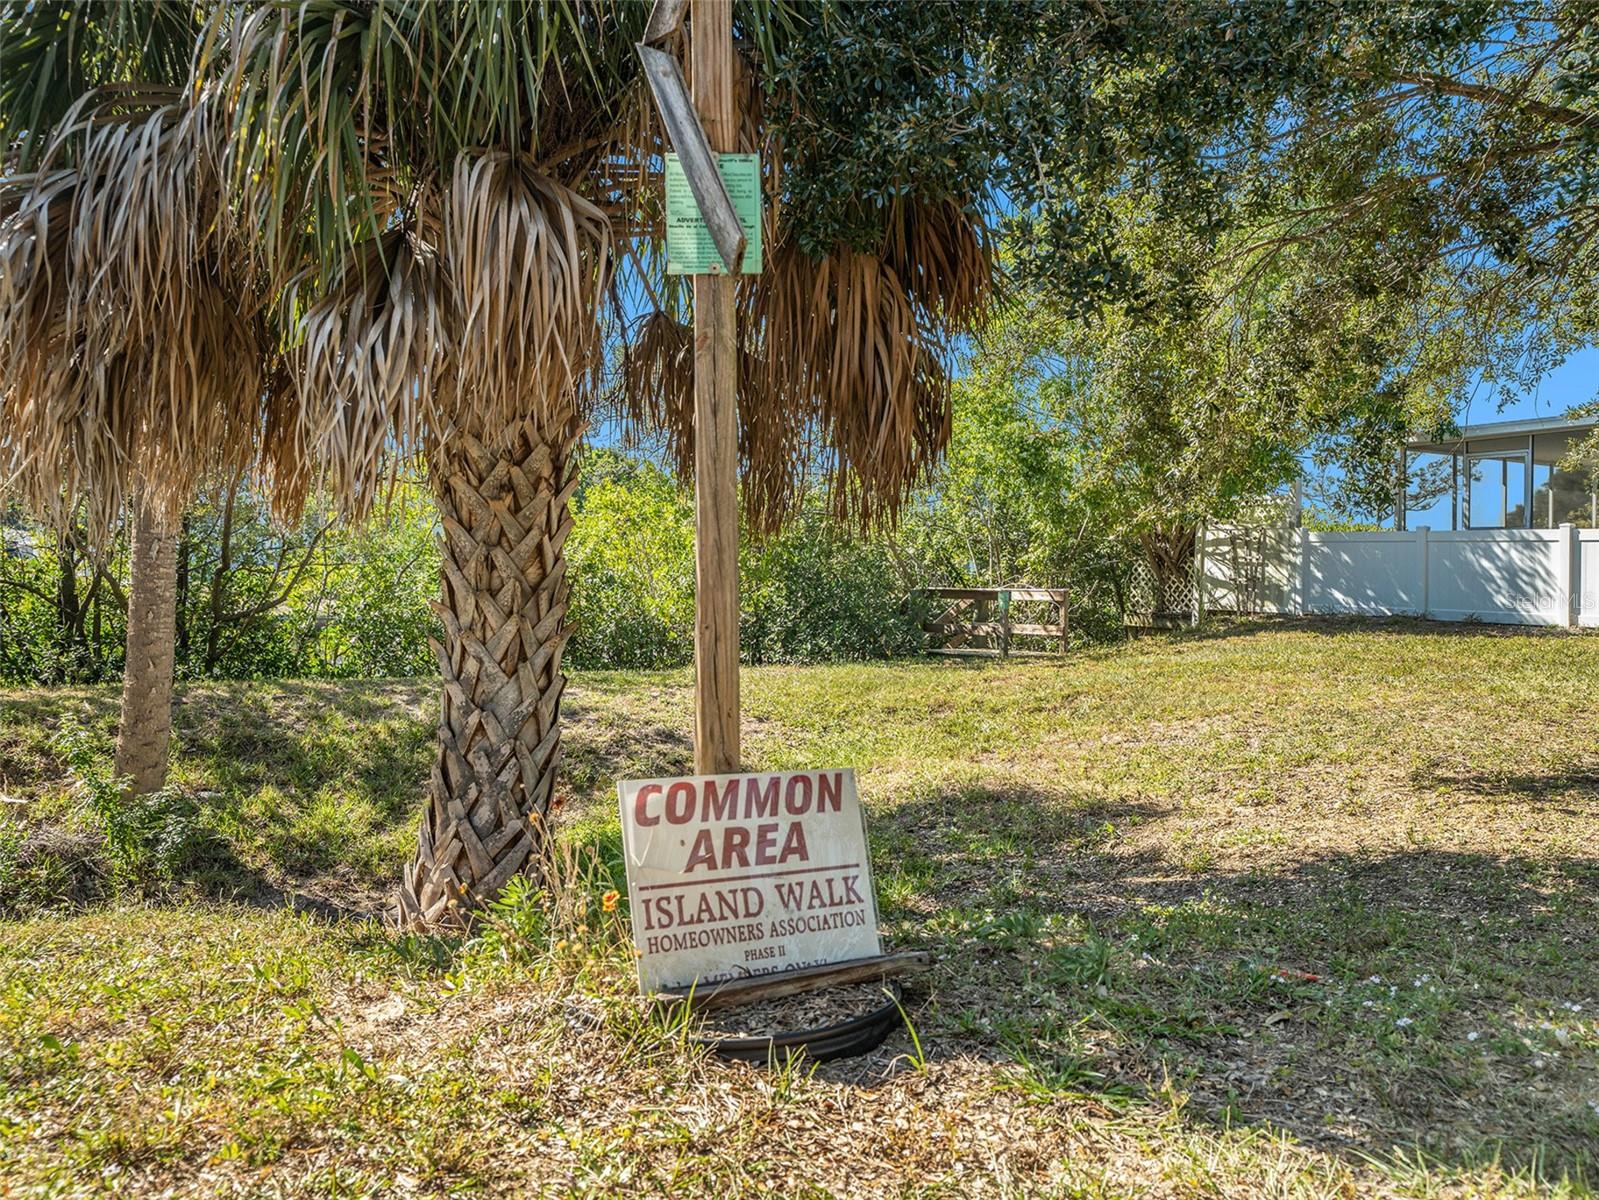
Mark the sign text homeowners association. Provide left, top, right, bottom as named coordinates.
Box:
left=618, top=769, right=881, bottom=993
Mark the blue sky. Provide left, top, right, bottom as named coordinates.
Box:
left=1462, top=344, right=1599, bottom=427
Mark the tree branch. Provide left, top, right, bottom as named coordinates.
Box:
left=1391, top=70, right=1596, bottom=132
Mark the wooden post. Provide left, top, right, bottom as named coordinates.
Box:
left=691, top=0, right=739, bottom=774
left=998, top=589, right=1011, bottom=660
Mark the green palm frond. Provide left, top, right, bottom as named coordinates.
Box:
left=0, top=0, right=204, bottom=169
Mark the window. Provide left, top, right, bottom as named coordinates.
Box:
left=1533, top=431, right=1598, bottom=529
left=1466, top=453, right=1529, bottom=529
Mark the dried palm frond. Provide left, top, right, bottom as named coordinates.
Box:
left=748, top=240, right=953, bottom=528
left=615, top=305, right=805, bottom=531
left=0, top=88, right=269, bottom=537
left=289, top=226, right=449, bottom=522
left=618, top=310, right=695, bottom=479
left=445, top=152, right=613, bottom=440
left=0, top=172, right=85, bottom=406
left=880, top=196, right=994, bottom=325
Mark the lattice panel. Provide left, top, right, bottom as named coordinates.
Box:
left=1126, top=559, right=1194, bottom=625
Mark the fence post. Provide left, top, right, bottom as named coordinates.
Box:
left=1416, top=526, right=1430, bottom=618
left=1060, top=592, right=1070, bottom=654
left=998, top=589, right=1011, bottom=659
left=1560, top=523, right=1578, bottom=629
left=1191, top=523, right=1206, bottom=628
left=1293, top=527, right=1307, bottom=616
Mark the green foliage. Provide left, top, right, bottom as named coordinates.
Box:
left=6, top=453, right=937, bottom=682
left=765, top=0, right=994, bottom=255
left=741, top=507, right=921, bottom=664
left=0, top=486, right=440, bottom=685
left=49, top=719, right=200, bottom=889
left=0, top=507, right=128, bottom=684
left=567, top=455, right=696, bottom=671
left=566, top=450, right=922, bottom=670
left=0, top=0, right=204, bottom=169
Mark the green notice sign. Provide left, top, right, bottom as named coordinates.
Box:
left=665, top=152, right=762, bottom=275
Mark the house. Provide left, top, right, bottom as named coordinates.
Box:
left=1200, top=415, right=1599, bottom=628
left=1399, top=414, right=1598, bottom=531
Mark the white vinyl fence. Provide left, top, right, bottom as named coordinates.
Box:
left=1200, top=524, right=1599, bottom=628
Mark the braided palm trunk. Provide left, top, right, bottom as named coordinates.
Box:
left=396, top=415, right=581, bottom=927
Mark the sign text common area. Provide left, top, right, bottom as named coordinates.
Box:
left=618, top=769, right=880, bottom=993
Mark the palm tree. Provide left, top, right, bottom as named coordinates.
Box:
left=12, top=0, right=994, bottom=924
left=223, top=0, right=994, bottom=926
left=0, top=2, right=272, bottom=797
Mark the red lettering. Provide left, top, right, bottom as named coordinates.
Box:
left=724, top=825, right=751, bottom=867
left=817, top=772, right=844, bottom=813
left=634, top=783, right=662, bottom=827
left=745, top=776, right=779, bottom=818
left=684, top=828, right=718, bottom=872
left=703, top=777, right=740, bottom=822
left=784, top=774, right=813, bottom=816
left=755, top=822, right=780, bottom=865
left=778, top=821, right=808, bottom=864
left=666, top=781, right=696, bottom=824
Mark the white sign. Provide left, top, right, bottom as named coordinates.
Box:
left=618, top=768, right=881, bottom=993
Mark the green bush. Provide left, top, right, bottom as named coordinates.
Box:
left=567, top=459, right=697, bottom=669
left=741, top=508, right=922, bottom=664
left=565, top=455, right=921, bottom=669
left=50, top=720, right=204, bottom=889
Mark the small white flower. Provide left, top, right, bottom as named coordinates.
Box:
left=1362, top=1000, right=1375, bottom=1009
left=1466, top=1031, right=1480, bottom=1042
left=1367, top=975, right=1382, bottom=984
left=1395, top=1017, right=1414, bottom=1028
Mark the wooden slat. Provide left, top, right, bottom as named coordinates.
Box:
left=928, top=648, right=1060, bottom=659
left=912, top=586, right=1069, bottom=657
left=655, top=951, right=932, bottom=1011
left=919, top=587, right=1004, bottom=600
left=637, top=41, right=746, bottom=273
left=919, top=586, right=1065, bottom=602
left=642, top=0, right=689, bottom=43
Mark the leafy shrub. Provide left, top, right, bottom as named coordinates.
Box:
left=741, top=507, right=922, bottom=664
left=567, top=461, right=697, bottom=669
left=565, top=453, right=922, bottom=669
left=50, top=721, right=203, bottom=889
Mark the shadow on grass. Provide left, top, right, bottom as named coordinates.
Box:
left=1416, top=763, right=1599, bottom=811
left=865, top=777, right=1599, bottom=1183
left=1161, top=614, right=1594, bottom=644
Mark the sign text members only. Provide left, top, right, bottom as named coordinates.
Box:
left=618, top=769, right=881, bottom=992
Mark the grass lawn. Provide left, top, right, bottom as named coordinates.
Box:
left=2, top=618, right=1598, bottom=1197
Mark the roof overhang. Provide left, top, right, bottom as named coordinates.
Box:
left=1405, top=413, right=1599, bottom=456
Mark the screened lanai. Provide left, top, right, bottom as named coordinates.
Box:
left=1400, top=414, right=1599, bottom=531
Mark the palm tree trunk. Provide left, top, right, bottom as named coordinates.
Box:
left=396, top=415, right=580, bottom=927
left=114, top=493, right=180, bottom=797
